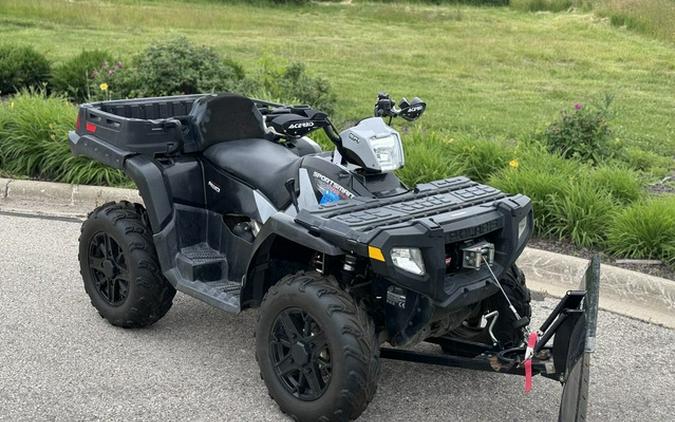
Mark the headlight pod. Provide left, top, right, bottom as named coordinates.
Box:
left=339, top=117, right=405, bottom=173
left=518, top=216, right=529, bottom=241
left=391, top=247, right=425, bottom=276
left=368, top=134, right=404, bottom=172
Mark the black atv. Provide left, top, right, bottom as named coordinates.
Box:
left=69, top=92, right=599, bottom=421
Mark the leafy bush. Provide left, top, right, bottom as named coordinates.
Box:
left=620, top=146, right=673, bottom=177
left=607, top=196, right=675, bottom=264
left=510, top=0, right=578, bottom=12
left=0, top=91, right=127, bottom=186
left=545, top=181, right=617, bottom=248
left=0, top=45, right=51, bottom=94
left=446, top=137, right=513, bottom=183
left=51, top=50, right=115, bottom=102
left=544, top=96, right=615, bottom=165
left=396, top=131, right=461, bottom=186
left=270, top=0, right=311, bottom=4
left=248, top=57, right=337, bottom=114
left=491, top=144, right=646, bottom=247
left=587, top=164, right=643, bottom=204
left=395, top=133, right=514, bottom=186
left=489, top=145, right=579, bottom=231
left=113, top=36, right=245, bottom=98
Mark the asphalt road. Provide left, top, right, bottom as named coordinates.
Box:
left=1, top=213, right=673, bottom=421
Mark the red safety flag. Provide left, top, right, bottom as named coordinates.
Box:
left=524, top=331, right=538, bottom=393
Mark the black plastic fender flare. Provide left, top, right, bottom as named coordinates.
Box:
left=255, top=212, right=343, bottom=256
left=246, top=212, right=343, bottom=268
left=124, top=155, right=173, bottom=232
left=240, top=212, right=343, bottom=307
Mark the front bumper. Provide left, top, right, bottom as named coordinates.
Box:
left=295, top=177, right=533, bottom=308
left=366, top=195, right=532, bottom=307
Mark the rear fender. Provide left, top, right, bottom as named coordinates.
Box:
left=124, top=155, right=173, bottom=232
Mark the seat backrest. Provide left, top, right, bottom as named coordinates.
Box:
left=186, top=93, right=266, bottom=152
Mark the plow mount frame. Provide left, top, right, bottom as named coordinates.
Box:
left=380, top=255, right=601, bottom=422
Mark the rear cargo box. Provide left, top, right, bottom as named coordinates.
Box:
left=69, top=95, right=207, bottom=168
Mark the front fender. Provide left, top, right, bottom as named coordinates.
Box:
left=240, top=212, right=343, bottom=308
left=251, top=212, right=343, bottom=258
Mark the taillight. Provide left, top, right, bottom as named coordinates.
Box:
left=75, top=114, right=81, bottom=131
left=85, top=122, right=97, bottom=133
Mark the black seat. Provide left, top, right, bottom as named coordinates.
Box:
left=203, top=139, right=302, bottom=209
left=186, top=93, right=267, bottom=153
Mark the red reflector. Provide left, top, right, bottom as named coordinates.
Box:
left=85, top=122, right=97, bottom=133
left=75, top=114, right=81, bottom=130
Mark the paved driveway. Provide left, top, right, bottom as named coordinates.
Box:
left=0, top=213, right=673, bottom=421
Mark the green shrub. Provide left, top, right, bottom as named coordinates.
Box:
left=544, top=96, right=614, bottom=165
left=395, top=133, right=514, bottom=186
left=247, top=57, right=337, bottom=114
left=489, top=146, right=579, bottom=231
left=490, top=168, right=563, bottom=232
left=587, top=164, right=643, bottom=204
left=510, top=0, right=575, bottom=11
left=545, top=181, right=617, bottom=248
left=446, top=137, right=513, bottom=183
left=0, top=45, right=51, bottom=94
left=397, top=131, right=461, bottom=186
left=118, top=36, right=245, bottom=98
left=51, top=50, right=115, bottom=102
left=0, top=91, right=127, bottom=186
left=607, top=196, right=675, bottom=264
left=270, top=0, right=311, bottom=4
left=620, top=146, right=673, bottom=177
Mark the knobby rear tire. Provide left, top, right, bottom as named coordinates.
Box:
left=78, top=201, right=176, bottom=328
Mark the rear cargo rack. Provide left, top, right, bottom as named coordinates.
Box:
left=69, top=94, right=286, bottom=169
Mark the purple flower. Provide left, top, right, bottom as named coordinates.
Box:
left=575, top=103, right=583, bottom=110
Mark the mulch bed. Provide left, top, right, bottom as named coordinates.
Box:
left=647, top=173, right=674, bottom=195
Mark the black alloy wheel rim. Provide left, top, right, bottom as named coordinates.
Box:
left=88, top=232, right=130, bottom=306
left=269, top=308, right=332, bottom=401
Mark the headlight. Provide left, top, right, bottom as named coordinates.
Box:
left=391, top=247, right=425, bottom=276
left=369, top=134, right=403, bottom=172
left=518, top=216, right=529, bottom=241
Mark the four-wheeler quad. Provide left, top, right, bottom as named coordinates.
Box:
left=69, top=92, right=599, bottom=421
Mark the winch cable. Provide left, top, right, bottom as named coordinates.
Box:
left=482, top=256, right=530, bottom=338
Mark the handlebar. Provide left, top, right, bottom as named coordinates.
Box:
left=262, top=92, right=426, bottom=147
left=374, top=92, right=426, bottom=122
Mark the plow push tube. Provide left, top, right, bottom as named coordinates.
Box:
left=380, top=255, right=601, bottom=422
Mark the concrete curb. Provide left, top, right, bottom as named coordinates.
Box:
left=1, top=177, right=673, bottom=328
left=518, top=248, right=674, bottom=329
left=1, top=177, right=141, bottom=206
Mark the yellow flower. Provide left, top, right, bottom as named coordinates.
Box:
left=99, top=82, right=109, bottom=91
left=509, top=159, right=519, bottom=169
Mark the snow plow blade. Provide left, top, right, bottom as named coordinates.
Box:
left=380, top=255, right=601, bottom=422
left=557, top=254, right=599, bottom=421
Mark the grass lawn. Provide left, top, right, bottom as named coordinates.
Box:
left=0, top=0, right=673, bottom=156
